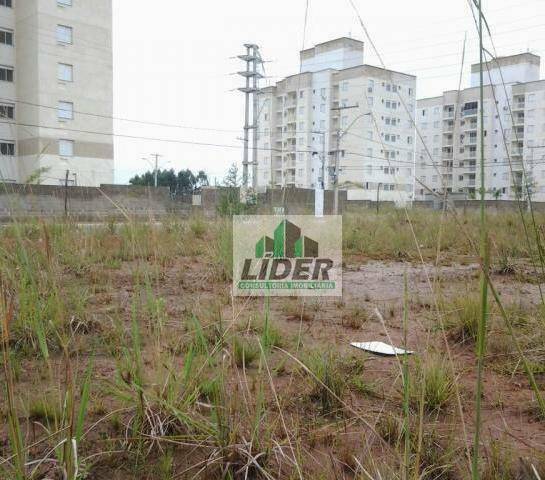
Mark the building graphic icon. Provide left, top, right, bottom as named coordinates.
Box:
left=255, top=220, right=319, bottom=259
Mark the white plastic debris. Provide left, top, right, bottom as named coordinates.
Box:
left=350, top=341, right=414, bottom=357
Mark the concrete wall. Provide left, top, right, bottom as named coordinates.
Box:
left=2, top=184, right=545, bottom=222
left=0, top=184, right=188, bottom=221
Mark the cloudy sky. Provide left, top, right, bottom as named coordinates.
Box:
left=112, top=0, right=545, bottom=184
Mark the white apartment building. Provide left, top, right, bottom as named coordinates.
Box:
left=0, top=0, right=113, bottom=186
left=416, top=53, right=545, bottom=201
left=256, top=38, right=416, bottom=203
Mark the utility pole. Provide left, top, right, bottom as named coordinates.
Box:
left=237, top=44, right=262, bottom=191
left=311, top=130, right=326, bottom=216
left=331, top=104, right=359, bottom=215
left=150, top=153, right=162, bottom=188
left=64, top=169, right=69, bottom=217
left=376, top=182, right=382, bottom=214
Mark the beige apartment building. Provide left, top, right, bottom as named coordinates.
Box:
left=416, top=53, right=545, bottom=201
left=256, top=38, right=416, bottom=203
left=0, top=0, right=113, bottom=186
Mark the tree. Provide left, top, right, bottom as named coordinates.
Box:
left=223, top=163, right=240, bottom=187
left=129, top=168, right=209, bottom=195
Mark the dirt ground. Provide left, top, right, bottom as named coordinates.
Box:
left=2, top=243, right=545, bottom=479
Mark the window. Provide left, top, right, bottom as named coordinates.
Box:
left=0, top=103, right=14, bottom=119
left=320, top=88, right=326, bottom=97
left=0, top=66, right=13, bottom=82
left=320, top=103, right=325, bottom=113
left=0, top=141, right=14, bottom=155
left=0, top=28, right=13, bottom=45
left=341, top=81, right=348, bottom=92
left=56, top=25, right=73, bottom=44
left=367, top=97, right=373, bottom=107
left=58, top=63, right=73, bottom=82
left=58, top=101, right=74, bottom=120
left=59, top=139, right=74, bottom=157
left=0, top=0, right=12, bottom=7
left=299, top=90, right=304, bottom=99
left=367, top=79, right=374, bottom=93
left=58, top=0, right=72, bottom=5
left=319, top=120, right=325, bottom=130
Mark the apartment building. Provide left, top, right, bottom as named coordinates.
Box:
left=0, top=0, right=113, bottom=186
left=256, top=38, right=416, bottom=202
left=415, top=53, right=545, bottom=201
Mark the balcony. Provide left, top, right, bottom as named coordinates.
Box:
left=443, top=110, right=455, bottom=119
left=465, top=121, right=478, bottom=131
left=513, top=114, right=525, bottom=125
left=462, top=108, right=478, bottom=117
left=511, top=129, right=524, bottom=141
left=443, top=120, right=455, bottom=132
left=443, top=135, right=454, bottom=146
left=468, top=136, right=478, bottom=145
left=285, top=159, right=296, bottom=168
left=511, top=146, right=523, bottom=156
left=284, top=174, right=296, bottom=184
left=286, top=143, right=296, bottom=152
left=442, top=151, right=453, bottom=160
left=512, top=101, right=525, bottom=111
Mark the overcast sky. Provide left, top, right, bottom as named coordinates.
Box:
left=112, top=0, right=545, bottom=184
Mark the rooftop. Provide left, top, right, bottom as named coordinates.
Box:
left=470, top=52, right=540, bottom=73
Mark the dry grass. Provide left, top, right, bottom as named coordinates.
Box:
left=0, top=210, right=543, bottom=479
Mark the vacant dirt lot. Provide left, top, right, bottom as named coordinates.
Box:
left=0, top=212, right=544, bottom=479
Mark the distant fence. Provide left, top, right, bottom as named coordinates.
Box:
left=1, top=183, right=544, bottom=222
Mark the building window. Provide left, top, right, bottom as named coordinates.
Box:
left=0, top=141, right=14, bottom=155
left=58, top=0, right=73, bottom=5
left=0, top=103, right=14, bottom=119
left=58, top=101, right=74, bottom=120
left=56, top=25, right=73, bottom=44
left=0, top=28, right=13, bottom=46
left=0, top=66, right=13, bottom=82
left=0, top=0, right=12, bottom=7
left=59, top=139, right=74, bottom=157
left=58, top=63, right=73, bottom=82
left=342, top=81, right=348, bottom=92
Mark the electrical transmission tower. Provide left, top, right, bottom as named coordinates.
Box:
left=237, top=44, right=263, bottom=191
